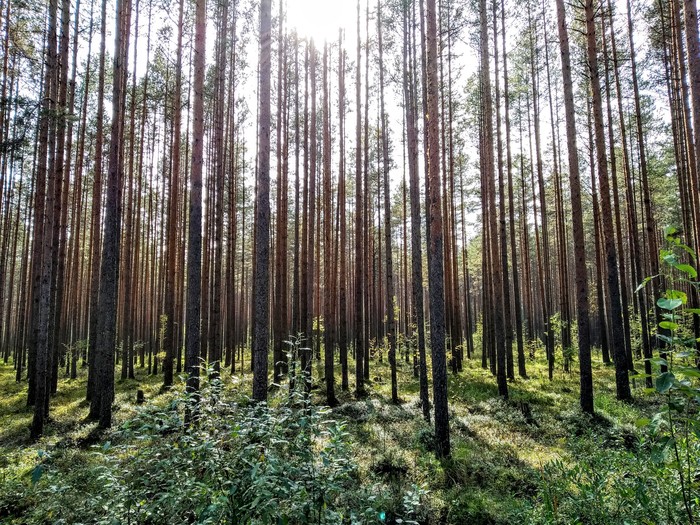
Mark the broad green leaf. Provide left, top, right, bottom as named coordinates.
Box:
left=656, top=371, right=675, bottom=393
left=663, top=253, right=680, bottom=266
left=678, top=242, right=698, bottom=261
left=675, top=263, right=698, bottom=279
left=635, top=418, right=651, bottom=428
left=31, top=465, right=44, bottom=485
left=687, top=308, right=700, bottom=315
left=667, top=289, right=688, bottom=303
left=677, top=366, right=700, bottom=378
left=656, top=334, right=674, bottom=345
left=665, top=226, right=680, bottom=240
left=648, top=357, right=668, bottom=367
left=658, top=297, right=683, bottom=311
left=659, top=321, right=679, bottom=331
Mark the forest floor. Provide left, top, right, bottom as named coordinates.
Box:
left=0, top=350, right=665, bottom=524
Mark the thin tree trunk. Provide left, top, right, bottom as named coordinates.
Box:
left=404, top=1, right=429, bottom=420
left=185, top=0, right=205, bottom=416
left=354, top=0, right=365, bottom=397
left=426, top=0, right=450, bottom=458
left=377, top=0, right=397, bottom=404
left=252, top=0, right=272, bottom=402
left=585, top=0, right=630, bottom=400
left=322, top=43, right=336, bottom=406
left=556, top=0, right=593, bottom=413
left=92, top=0, right=131, bottom=428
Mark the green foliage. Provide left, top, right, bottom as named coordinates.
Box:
left=549, top=312, right=577, bottom=371
left=517, top=446, right=683, bottom=524
left=447, top=490, right=500, bottom=525
left=519, top=228, right=700, bottom=524
left=0, top=376, right=394, bottom=524
left=635, top=229, right=700, bottom=524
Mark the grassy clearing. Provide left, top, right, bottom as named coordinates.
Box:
left=0, top=349, right=665, bottom=523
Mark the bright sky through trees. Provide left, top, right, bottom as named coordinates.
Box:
left=285, top=0, right=358, bottom=44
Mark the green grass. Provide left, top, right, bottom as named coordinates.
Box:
left=0, top=349, right=667, bottom=524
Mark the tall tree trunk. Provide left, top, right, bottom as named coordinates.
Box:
left=492, top=0, right=514, bottom=383
left=426, top=0, right=450, bottom=458
left=338, top=32, right=349, bottom=392
left=86, top=0, right=107, bottom=407
left=403, top=1, right=429, bottom=420
left=629, top=0, right=663, bottom=370
left=92, top=0, right=131, bottom=428
left=120, top=0, right=140, bottom=381
left=483, top=0, right=508, bottom=397
left=377, top=0, right=397, bottom=404
left=556, top=0, right=593, bottom=413
left=322, top=42, right=336, bottom=406
left=585, top=0, right=630, bottom=400
left=607, top=0, right=652, bottom=386
left=210, top=0, right=229, bottom=377
left=30, top=0, right=58, bottom=439
left=185, top=0, right=206, bottom=415
left=502, top=0, right=525, bottom=379
left=528, top=10, right=554, bottom=379
left=252, top=0, right=272, bottom=402
left=273, top=0, right=287, bottom=384
left=683, top=0, right=700, bottom=233
left=354, top=0, right=365, bottom=396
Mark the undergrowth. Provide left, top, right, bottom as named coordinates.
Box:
left=0, top=332, right=697, bottom=523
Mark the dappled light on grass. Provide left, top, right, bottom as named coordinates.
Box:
left=0, top=347, right=693, bottom=523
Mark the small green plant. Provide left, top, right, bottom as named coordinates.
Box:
left=521, top=448, right=676, bottom=525
left=5, top=374, right=384, bottom=524
left=549, top=312, right=576, bottom=373
left=637, top=226, right=700, bottom=524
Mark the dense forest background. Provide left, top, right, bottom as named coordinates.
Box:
left=1, top=0, right=700, bottom=521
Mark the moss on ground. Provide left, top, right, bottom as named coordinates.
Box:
left=0, top=349, right=663, bottom=524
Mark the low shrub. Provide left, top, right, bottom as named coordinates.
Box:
left=2, top=376, right=422, bottom=524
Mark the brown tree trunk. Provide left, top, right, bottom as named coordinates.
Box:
left=492, top=0, right=513, bottom=383
left=252, top=0, right=272, bottom=402
left=185, top=0, right=206, bottom=412
left=322, top=43, right=336, bottom=406
left=30, top=0, right=58, bottom=438
left=483, top=0, right=508, bottom=397
left=377, top=0, right=397, bottom=404
left=354, top=0, right=365, bottom=397
left=92, top=0, right=131, bottom=428
left=426, top=0, right=450, bottom=458
left=86, top=0, right=107, bottom=407
left=556, top=0, right=594, bottom=413
left=338, top=32, right=349, bottom=392
left=404, top=1, right=429, bottom=420
left=585, top=0, right=630, bottom=400
left=502, top=0, right=525, bottom=379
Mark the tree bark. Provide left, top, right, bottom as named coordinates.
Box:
left=426, top=0, right=450, bottom=458
left=585, top=0, right=630, bottom=400
left=252, top=0, right=272, bottom=402
left=556, top=0, right=594, bottom=413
